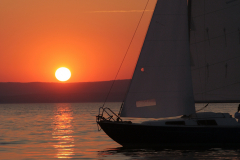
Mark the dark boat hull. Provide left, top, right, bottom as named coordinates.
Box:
left=98, top=121, right=240, bottom=148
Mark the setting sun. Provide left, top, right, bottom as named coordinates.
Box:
left=55, top=67, right=71, bottom=82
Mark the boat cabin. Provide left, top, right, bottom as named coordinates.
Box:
left=141, top=112, right=239, bottom=126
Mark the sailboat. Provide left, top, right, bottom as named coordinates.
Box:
left=97, top=0, right=240, bottom=148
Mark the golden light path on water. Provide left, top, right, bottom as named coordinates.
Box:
left=52, top=104, right=75, bottom=158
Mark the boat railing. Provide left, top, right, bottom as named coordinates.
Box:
left=96, top=106, right=132, bottom=131
left=96, top=107, right=124, bottom=131
left=96, top=107, right=123, bottom=123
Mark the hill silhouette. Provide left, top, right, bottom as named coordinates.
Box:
left=0, top=80, right=130, bottom=103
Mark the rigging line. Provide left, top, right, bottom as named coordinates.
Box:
left=196, top=103, right=209, bottom=112
left=118, top=0, right=158, bottom=116
left=101, top=0, right=151, bottom=108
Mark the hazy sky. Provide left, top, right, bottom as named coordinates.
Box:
left=0, top=0, right=157, bottom=82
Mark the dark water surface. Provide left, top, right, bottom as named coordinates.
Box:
left=1, top=103, right=240, bottom=159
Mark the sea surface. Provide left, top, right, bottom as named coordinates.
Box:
left=1, top=102, right=240, bottom=160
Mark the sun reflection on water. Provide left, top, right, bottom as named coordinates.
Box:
left=52, top=103, right=75, bottom=159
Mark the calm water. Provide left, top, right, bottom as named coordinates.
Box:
left=1, top=102, right=240, bottom=160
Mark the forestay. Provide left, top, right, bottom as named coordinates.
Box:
left=121, top=0, right=195, bottom=118
left=190, top=0, right=240, bottom=102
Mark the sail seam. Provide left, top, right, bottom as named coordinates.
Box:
left=190, top=30, right=239, bottom=45
left=129, top=91, right=195, bottom=93
left=194, top=81, right=240, bottom=95
left=137, top=65, right=193, bottom=67
left=146, top=40, right=189, bottom=41
left=191, top=3, right=240, bottom=18
left=191, top=56, right=240, bottom=71
left=154, top=14, right=187, bottom=15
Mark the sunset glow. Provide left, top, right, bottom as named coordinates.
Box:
left=0, top=0, right=157, bottom=82
left=55, top=67, right=71, bottom=82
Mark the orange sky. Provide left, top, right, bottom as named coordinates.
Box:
left=0, top=0, right=156, bottom=82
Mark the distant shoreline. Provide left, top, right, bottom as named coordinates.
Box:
left=0, top=80, right=130, bottom=103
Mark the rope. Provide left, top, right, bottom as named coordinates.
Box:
left=196, top=103, right=209, bottom=112
left=101, top=0, right=151, bottom=108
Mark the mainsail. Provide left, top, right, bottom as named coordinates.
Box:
left=121, top=0, right=195, bottom=118
left=190, top=0, right=240, bottom=102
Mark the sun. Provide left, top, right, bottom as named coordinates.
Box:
left=55, top=67, right=71, bottom=82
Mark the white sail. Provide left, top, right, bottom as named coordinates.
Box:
left=190, top=0, right=240, bottom=102
left=121, top=0, right=195, bottom=118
